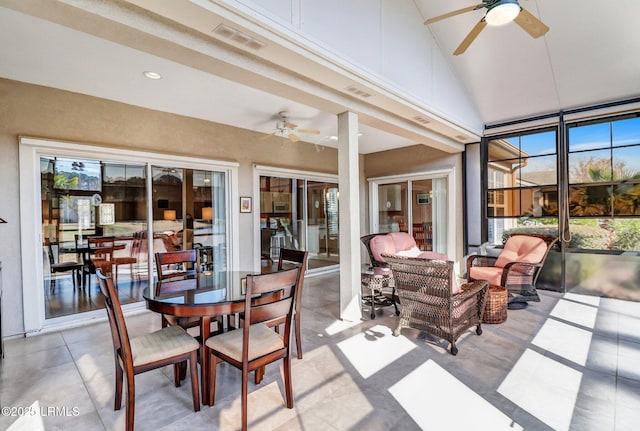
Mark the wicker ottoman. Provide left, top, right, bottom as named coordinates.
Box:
left=482, top=284, right=508, bottom=324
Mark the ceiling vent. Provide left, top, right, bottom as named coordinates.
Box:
left=455, top=134, right=469, bottom=141
left=344, top=85, right=374, bottom=99
left=213, top=24, right=266, bottom=51
left=412, top=115, right=431, bottom=125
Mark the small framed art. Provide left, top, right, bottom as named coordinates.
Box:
left=240, top=196, right=252, bottom=213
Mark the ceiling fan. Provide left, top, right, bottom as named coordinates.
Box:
left=424, top=0, right=549, bottom=55
left=260, top=111, right=321, bottom=142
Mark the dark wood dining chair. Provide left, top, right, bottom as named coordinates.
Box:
left=47, top=243, right=83, bottom=293
left=155, top=249, right=198, bottom=282
left=205, top=267, right=300, bottom=431
left=278, top=248, right=308, bottom=360
left=111, top=233, right=141, bottom=285
left=96, top=269, right=200, bottom=431
left=76, top=235, right=115, bottom=289
left=154, top=250, right=203, bottom=331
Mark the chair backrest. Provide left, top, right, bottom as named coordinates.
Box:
left=47, top=243, right=57, bottom=267
left=361, top=233, right=391, bottom=267
left=278, top=248, right=308, bottom=315
left=96, top=269, right=134, bottom=373
left=88, top=236, right=115, bottom=260
left=155, top=249, right=198, bottom=281
left=495, top=234, right=558, bottom=268
left=243, top=268, right=300, bottom=344
left=383, top=254, right=455, bottom=299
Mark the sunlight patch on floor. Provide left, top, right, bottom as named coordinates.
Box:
left=324, top=318, right=361, bottom=336
left=563, top=292, right=601, bottom=307
left=550, top=298, right=598, bottom=329
left=498, top=349, right=581, bottom=431
left=532, top=318, right=593, bottom=366
left=7, top=400, right=45, bottom=431
left=336, top=325, right=415, bottom=378
left=389, top=360, right=522, bottom=431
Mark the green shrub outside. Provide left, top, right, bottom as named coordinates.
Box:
left=501, top=224, right=611, bottom=249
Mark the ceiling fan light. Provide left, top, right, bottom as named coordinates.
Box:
left=485, top=2, right=521, bottom=26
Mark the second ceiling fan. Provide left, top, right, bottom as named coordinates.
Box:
left=260, top=111, right=320, bottom=142
left=424, top=0, right=549, bottom=55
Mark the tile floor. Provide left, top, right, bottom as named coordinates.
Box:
left=1, top=272, right=639, bottom=430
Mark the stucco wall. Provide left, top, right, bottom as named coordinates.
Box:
left=0, top=78, right=337, bottom=337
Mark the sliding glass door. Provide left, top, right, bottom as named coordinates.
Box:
left=370, top=173, right=452, bottom=256
left=37, top=152, right=230, bottom=320
left=258, top=172, right=339, bottom=272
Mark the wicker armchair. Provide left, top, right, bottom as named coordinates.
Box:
left=466, top=234, right=558, bottom=306
left=383, top=254, right=489, bottom=355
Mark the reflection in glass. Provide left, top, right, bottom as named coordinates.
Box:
left=613, top=182, right=640, bottom=216
left=521, top=187, right=558, bottom=217
left=378, top=182, right=408, bottom=232
left=488, top=139, right=520, bottom=162
left=569, top=185, right=612, bottom=217
left=612, top=146, right=640, bottom=180
left=519, top=155, right=557, bottom=186
left=569, top=149, right=612, bottom=183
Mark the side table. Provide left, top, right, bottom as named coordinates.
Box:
left=361, top=266, right=400, bottom=319
left=482, top=284, right=508, bottom=324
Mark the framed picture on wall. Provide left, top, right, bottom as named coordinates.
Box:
left=416, top=193, right=430, bottom=205
left=240, top=196, right=252, bottom=213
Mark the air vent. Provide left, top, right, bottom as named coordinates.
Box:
left=213, top=24, right=266, bottom=51
left=344, top=85, right=374, bottom=99
left=412, top=115, right=431, bottom=125
left=455, top=134, right=469, bottom=141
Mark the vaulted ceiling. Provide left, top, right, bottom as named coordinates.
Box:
left=1, top=0, right=639, bottom=154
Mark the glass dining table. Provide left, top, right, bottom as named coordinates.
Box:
left=142, top=270, right=255, bottom=405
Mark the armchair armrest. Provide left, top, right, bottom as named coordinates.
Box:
left=499, top=261, right=541, bottom=286
left=466, top=254, right=498, bottom=279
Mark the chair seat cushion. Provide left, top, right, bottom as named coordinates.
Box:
left=130, top=325, right=199, bottom=367
left=205, top=323, right=284, bottom=362
left=469, top=266, right=503, bottom=286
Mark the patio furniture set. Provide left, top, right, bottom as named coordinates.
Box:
left=360, top=231, right=558, bottom=355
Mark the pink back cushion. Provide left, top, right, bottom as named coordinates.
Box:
left=495, top=235, right=547, bottom=268
left=389, top=232, right=417, bottom=252
left=370, top=235, right=397, bottom=263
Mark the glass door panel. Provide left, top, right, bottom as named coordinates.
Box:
left=41, top=156, right=148, bottom=319
left=307, top=181, right=339, bottom=269
left=152, top=167, right=227, bottom=276
left=378, top=182, right=408, bottom=233
left=411, top=179, right=433, bottom=251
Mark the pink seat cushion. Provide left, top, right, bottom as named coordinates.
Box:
left=389, top=232, right=417, bottom=252
left=495, top=235, right=547, bottom=268
left=370, top=235, right=397, bottom=263
left=469, top=266, right=503, bottom=286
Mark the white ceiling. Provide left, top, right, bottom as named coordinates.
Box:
left=0, top=3, right=423, bottom=154
left=1, top=0, right=639, bottom=154
left=414, top=0, right=640, bottom=125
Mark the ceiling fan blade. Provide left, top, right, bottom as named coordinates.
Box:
left=513, top=8, right=549, bottom=38
left=424, top=3, right=485, bottom=25
left=284, top=122, right=298, bottom=129
left=288, top=133, right=300, bottom=142
left=453, top=19, right=487, bottom=55
left=259, top=133, right=276, bottom=141
left=296, top=128, right=320, bottom=135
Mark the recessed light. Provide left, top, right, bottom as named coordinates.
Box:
left=143, top=71, right=162, bottom=80
left=358, top=132, right=363, bottom=137
left=329, top=136, right=339, bottom=141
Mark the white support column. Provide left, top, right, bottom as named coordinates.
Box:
left=337, top=111, right=362, bottom=321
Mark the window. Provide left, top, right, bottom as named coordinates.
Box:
left=567, top=115, right=640, bottom=250
left=486, top=130, right=558, bottom=244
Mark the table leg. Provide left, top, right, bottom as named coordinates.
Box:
left=200, top=316, right=211, bottom=405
